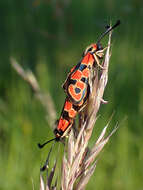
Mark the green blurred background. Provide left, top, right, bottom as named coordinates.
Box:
left=0, top=0, right=143, bottom=189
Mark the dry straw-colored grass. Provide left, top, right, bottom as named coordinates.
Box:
left=11, top=31, right=118, bottom=190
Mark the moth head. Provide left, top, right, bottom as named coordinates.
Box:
left=83, top=20, right=120, bottom=57
left=83, top=43, right=103, bottom=56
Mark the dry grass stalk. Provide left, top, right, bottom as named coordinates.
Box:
left=40, top=32, right=118, bottom=190
left=10, top=57, right=57, bottom=127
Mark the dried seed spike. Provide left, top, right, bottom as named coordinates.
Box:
left=74, top=121, right=87, bottom=153
left=40, top=174, right=45, bottom=190
left=75, top=161, right=97, bottom=190
left=69, top=143, right=88, bottom=188
left=85, top=122, right=119, bottom=169
left=105, top=116, right=127, bottom=140
left=70, top=151, right=83, bottom=178
left=95, top=111, right=115, bottom=145
left=103, top=30, right=112, bottom=69
left=61, top=155, right=68, bottom=190
left=85, top=139, right=109, bottom=169
left=68, top=129, right=75, bottom=165
left=45, top=184, right=50, bottom=190
left=104, top=122, right=119, bottom=140
left=85, top=113, right=100, bottom=132
left=95, top=126, right=108, bottom=145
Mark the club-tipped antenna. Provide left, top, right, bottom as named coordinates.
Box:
left=38, top=137, right=57, bottom=149
left=97, top=20, right=120, bottom=44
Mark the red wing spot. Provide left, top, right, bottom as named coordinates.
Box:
left=62, top=119, right=70, bottom=131
left=64, top=100, right=72, bottom=111
left=71, top=70, right=82, bottom=80
left=82, top=53, right=90, bottom=64
left=57, top=118, right=70, bottom=131
left=82, top=68, right=89, bottom=78
left=88, top=54, right=94, bottom=63
left=57, top=118, right=63, bottom=130
left=76, top=81, right=85, bottom=90
left=82, top=53, right=94, bottom=64
left=69, top=109, right=77, bottom=118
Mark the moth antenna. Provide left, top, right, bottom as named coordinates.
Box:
left=38, top=137, right=58, bottom=149
left=40, top=142, right=56, bottom=171
left=97, top=20, right=120, bottom=44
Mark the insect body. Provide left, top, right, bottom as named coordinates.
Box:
left=38, top=20, right=120, bottom=148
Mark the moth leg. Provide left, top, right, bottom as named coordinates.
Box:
left=93, top=47, right=108, bottom=69
left=93, top=54, right=104, bottom=69
left=96, top=47, right=107, bottom=58
left=78, top=102, right=87, bottom=112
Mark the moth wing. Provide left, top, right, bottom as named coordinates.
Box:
left=64, top=68, right=90, bottom=105
left=62, top=62, right=81, bottom=91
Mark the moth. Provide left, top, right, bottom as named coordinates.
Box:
left=38, top=20, right=120, bottom=148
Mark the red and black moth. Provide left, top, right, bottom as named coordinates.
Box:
left=38, top=20, right=120, bottom=148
